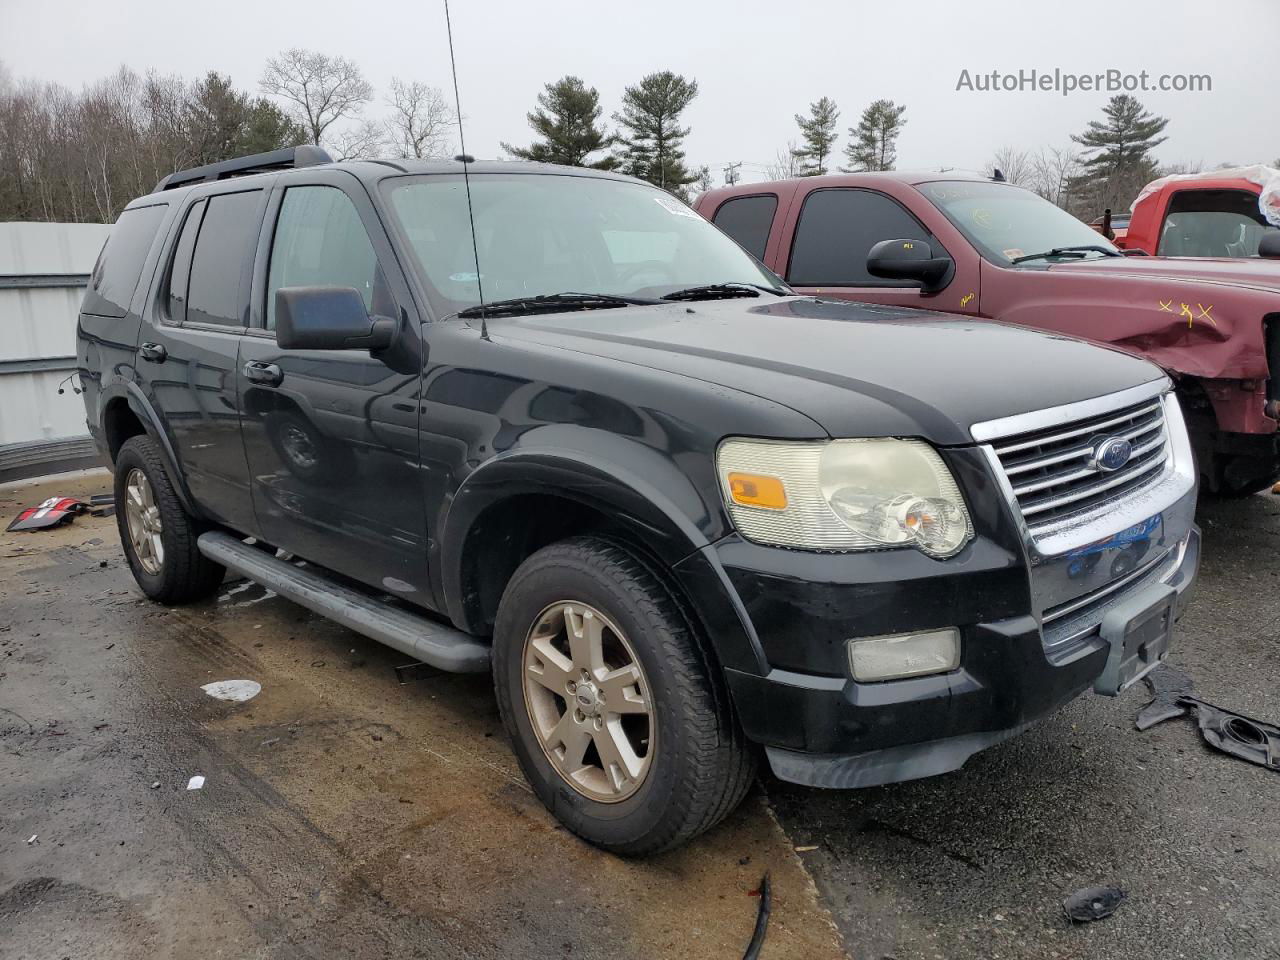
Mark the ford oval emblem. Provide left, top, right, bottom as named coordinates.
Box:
left=1090, top=436, right=1133, bottom=473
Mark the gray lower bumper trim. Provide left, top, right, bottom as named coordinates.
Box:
left=765, top=720, right=1043, bottom=790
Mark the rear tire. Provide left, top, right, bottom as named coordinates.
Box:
left=493, top=536, right=755, bottom=855
left=114, top=435, right=224, bottom=604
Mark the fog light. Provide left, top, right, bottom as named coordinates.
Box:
left=848, top=628, right=961, bottom=682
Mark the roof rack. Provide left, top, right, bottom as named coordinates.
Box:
left=153, top=145, right=333, bottom=193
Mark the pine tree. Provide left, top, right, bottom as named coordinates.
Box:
left=791, top=97, right=839, bottom=176
left=239, top=98, right=306, bottom=155
left=1067, top=94, right=1169, bottom=214
left=188, top=72, right=304, bottom=164
left=502, top=76, right=615, bottom=168
left=612, top=71, right=699, bottom=197
left=842, top=99, right=907, bottom=172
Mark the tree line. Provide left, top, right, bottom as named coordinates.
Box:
left=0, top=51, right=454, bottom=223
left=0, top=49, right=1260, bottom=224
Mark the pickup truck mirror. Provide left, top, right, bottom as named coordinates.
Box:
left=1259, top=231, right=1280, bottom=259
left=275, top=286, right=395, bottom=351
left=866, top=239, right=953, bottom=292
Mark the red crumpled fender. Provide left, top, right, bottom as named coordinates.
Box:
left=982, top=260, right=1280, bottom=434
left=984, top=261, right=1276, bottom=383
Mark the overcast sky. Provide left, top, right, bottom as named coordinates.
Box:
left=1, top=0, right=1275, bottom=184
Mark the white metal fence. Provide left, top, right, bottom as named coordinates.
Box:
left=0, top=222, right=112, bottom=482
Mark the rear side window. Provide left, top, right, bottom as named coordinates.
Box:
left=165, top=199, right=206, bottom=324
left=266, top=186, right=385, bottom=332
left=712, top=195, right=777, bottom=261
left=788, top=189, right=930, bottom=285
left=186, top=190, right=263, bottom=327
left=84, top=204, right=168, bottom=318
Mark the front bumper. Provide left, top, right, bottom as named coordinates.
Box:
left=703, top=387, right=1201, bottom=789
left=721, top=524, right=1198, bottom=788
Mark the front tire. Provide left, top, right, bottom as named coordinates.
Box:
left=493, top=537, right=755, bottom=855
left=114, top=435, right=224, bottom=604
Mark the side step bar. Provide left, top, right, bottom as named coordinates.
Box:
left=197, top=531, right=490, bottom=673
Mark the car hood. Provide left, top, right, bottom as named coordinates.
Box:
left=1051, top=255, right=1280, bottom=294
left=491, top=297, right=1163, bottom=444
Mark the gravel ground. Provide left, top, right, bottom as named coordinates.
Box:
left=771, top=491, right=1280, bottom=960
left=0, top=471, right=840, bottom=960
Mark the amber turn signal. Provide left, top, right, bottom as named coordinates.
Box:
left=727, top=472, right=788, bottom=510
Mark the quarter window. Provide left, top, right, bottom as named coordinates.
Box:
left=266, top=186, right=386, bottom=332
left=788, top=189, right=931, bottom=285
left=186, top=191, right=263, bottom=327
left=84, top=204, right=168, bottom=318
left=712, top=194, right=778, bottom=261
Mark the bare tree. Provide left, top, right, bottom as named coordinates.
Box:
left=691, top=165, right=713, bottom=195
left=765, top=140, right=801, bottom=180
left=259, top=48, right=372, bottom=148
left=1029, top=146, right=1081, bottom=210
left=985, top=146, right=1035, bottom=187
left=384, top=78, right=454, bottom=159
left=327, top=119, right=385, bottom=161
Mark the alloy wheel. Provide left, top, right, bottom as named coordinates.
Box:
left=522, top=601, right=655, bottom=803
left=124, top=468, right=164, bottom=576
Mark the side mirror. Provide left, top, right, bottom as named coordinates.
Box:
left=1259, top=231, right=1280, bottom=260
left=867, top=239, right=954, bottom=292
left=275, top=286, right=395, bottom=351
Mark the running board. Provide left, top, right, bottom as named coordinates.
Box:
left=197, top=531, right=490, bottom=673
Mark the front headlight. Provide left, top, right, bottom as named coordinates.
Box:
left=716, top=438, right=973, bottom=558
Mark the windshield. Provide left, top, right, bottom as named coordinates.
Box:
left=918, top=180, right=1119, bottom=265
left=381, top=173, right=784, bottom=316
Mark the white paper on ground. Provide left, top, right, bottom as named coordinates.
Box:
left=187, top=775, right=205, bottom=791
left=200, top=679, right=261, bottom=702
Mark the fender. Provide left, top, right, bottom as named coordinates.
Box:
left=437, top=425, right=769, bottom=675
left=101, top=380, right=202, bottom=518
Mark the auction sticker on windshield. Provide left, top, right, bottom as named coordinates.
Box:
left=654, top=196, right=701, bottom=219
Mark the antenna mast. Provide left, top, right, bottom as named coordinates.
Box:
left=443, top=0, right=488, bottom=340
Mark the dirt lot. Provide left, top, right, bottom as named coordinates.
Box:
left=2, top=470, right=1278, bottom=959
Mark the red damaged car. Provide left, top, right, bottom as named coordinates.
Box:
left=695, top=173, right=1280, bottom=494
left=1118, top=165, right=1280, bottom=258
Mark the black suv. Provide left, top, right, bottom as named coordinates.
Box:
left=78, top=147, right=1199, bottom=854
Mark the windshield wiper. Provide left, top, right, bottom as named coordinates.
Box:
left=661, top=282, right=786, bottom=302
left=1011, top=245, right=1123, bottom=264
left=456, top=292, right=661, bottom=319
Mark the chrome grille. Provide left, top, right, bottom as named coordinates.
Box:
left=991, top=397, right=1170, bottom=536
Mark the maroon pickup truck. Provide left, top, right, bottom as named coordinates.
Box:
left=695, top=173, right=1280, bottom=494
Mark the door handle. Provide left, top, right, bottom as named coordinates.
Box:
left=139, top=342, right=167, bottom=363
left=243, top=360, right=283, bottom=387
